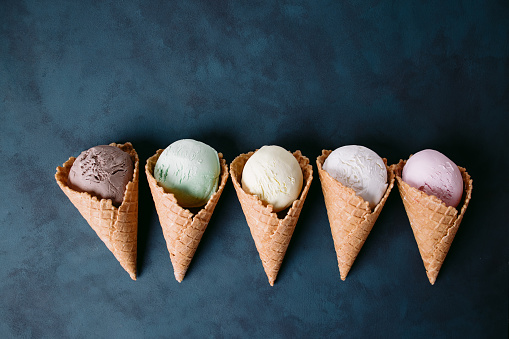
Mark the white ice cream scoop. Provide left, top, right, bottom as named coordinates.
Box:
left=241, top=145, right=303, bottom=212
left=323, top=145, right=388, bottom=209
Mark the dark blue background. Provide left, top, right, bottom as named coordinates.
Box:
left=1, top=0, right=508, bottom=337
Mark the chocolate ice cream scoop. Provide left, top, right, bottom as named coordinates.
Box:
left=68, top=145, right=134, bottom=206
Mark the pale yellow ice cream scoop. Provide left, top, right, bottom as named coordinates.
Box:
left=241, top=145, right=303, bottom=212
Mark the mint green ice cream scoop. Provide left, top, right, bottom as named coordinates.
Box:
left=154, top=139, right=220, bottom=208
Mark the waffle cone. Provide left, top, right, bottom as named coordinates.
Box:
left=230, top=150, right=313, bottom=286
left=392, top=159, right=472, bottom=284
left=145, top=150, right=228, bottom=282
left=316, top=150, right=395, bottom=280
left=55, top=142, right=139, bottom=280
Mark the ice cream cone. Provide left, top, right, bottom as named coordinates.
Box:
left=392, top=159, right=473, bottom=285
left=230, top=150, right=313, bottom=286
left=145, top=149, right=229, bottom=282
left=55, top=142, right=139, bottom=280
left=316, top=150, right=395, bottom=280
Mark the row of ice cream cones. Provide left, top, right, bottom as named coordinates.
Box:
left=55, top=143, right=472, bottom=285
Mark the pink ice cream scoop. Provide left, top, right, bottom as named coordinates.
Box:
left=402, top=149, right=463, bottom=208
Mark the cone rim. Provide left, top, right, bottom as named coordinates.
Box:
left=55, top=142, right=140, bottom=211
left=316, top=149, right=395, bottom=216
left=145, top=149, right=229, bottom=218
left=229, top=149, right=313, bottom=222
left=391, top=158, right=473, bottom=216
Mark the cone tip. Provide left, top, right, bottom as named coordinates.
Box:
left=428, top=275, right=437, bottom=285
left=175, top=272, right=184, bottom=283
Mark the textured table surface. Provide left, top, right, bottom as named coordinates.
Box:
left=1, top=1, right=508, bottom=338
